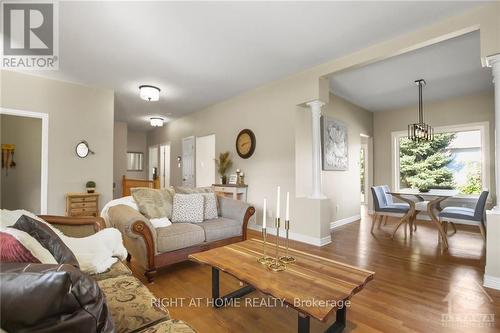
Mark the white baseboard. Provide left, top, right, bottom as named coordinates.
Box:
left=330, top=214, right=361, bottom=230
left=483, top=274, right=500, bottom=290
left=247, top=224, right=331, bottom=247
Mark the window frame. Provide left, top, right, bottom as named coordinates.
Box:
left=391, top=122, right=490, bottom=200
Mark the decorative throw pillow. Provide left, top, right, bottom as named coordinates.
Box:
left=171, top=194, right=204, bottom=223
left=175, top=186, right=214, bottom=194
left=13, top=215, right=80, bottom=268
left=131, top=187, right=175, bottom=219
left=1, top=228, right=57, bottom=264
left=202, top=193, right=218, bottom=220
left=0, top=232, right=41, bottom=263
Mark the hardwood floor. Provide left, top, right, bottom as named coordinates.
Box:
left=128, top=210, right=500, bottom=332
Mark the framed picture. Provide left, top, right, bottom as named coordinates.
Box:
left=322, top=117, right=348, bottom=171
left=228, top=174, right=238, bottom=185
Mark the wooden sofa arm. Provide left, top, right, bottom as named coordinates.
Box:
left=242, top=206, right=256, bottom=240
left=38, top=215, right=103, bottom=237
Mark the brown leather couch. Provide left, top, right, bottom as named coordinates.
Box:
left=0, top=216, right=195, bottom=333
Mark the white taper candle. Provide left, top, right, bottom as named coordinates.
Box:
left=285, top=192, right=290, bottom=221
left=276, top=186, right=281, bottom=219
left=263, top=198, right=267, bottom=228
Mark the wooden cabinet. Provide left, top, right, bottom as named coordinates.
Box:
left=65, top=193, right=99, bottom=217
left=212, top=184, right=248, bottom=202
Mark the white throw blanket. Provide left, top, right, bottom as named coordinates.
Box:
left=100, top=195, right=139, bottom=227
left=0, top=209, right=127, bottom=274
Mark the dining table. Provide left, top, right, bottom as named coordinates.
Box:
left=388, top=189, right=460, bottom=250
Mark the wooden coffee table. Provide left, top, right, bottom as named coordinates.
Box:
left=189, top=239, right=374, bottom=333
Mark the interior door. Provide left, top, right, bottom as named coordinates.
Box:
left=195, top=134, right=215, bottom=187
left=182, top=136, right=195, bottom=187
left=148, top=146, right=158, bottom=180
left=159, top=143, right=170, bottom=188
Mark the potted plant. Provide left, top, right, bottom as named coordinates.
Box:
left=214, top=151, right=232, bottom=184
left=86, top=181, right=96, bottom=193
left=416, top=180, right=432, bottom=193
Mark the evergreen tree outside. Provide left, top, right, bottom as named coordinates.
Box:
left=399, top=133, right=456, bottom=190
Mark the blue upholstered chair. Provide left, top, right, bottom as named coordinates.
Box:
left=371, top=185, right=410, bottom=233
left=438, top=190, right=489, bottom=240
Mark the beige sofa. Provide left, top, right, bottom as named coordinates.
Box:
left=108, top=196, right=255, bottom=282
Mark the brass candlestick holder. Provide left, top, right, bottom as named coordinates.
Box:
left=257, top=227, right=273, bottom=264
left=279, top=220, right=296, bottom=264
left=268, top=218, right=286, bottom=272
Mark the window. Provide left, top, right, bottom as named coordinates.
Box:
left=392, top=123, right=489, bottom=195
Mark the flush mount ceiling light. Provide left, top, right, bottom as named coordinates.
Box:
left=150, top=117, right=164, bottom=127
left=139, top=85, right=160, bottom=101
left=408, top=79, right=434, bottom=142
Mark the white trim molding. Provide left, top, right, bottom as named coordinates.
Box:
left=0, top=108, right=49, bottom=214
left=247, top=224, right=331, bottom=247
left=330, top=214, right=361, bottom=230
left=484, top=274, right=500, bottom=291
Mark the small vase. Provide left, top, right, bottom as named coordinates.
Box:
left=87, top=187, right=95, bottom=193
left=221, top=176, right=227, bottom=185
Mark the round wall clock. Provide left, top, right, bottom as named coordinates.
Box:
left=236, top=129, right=256, bottom=159
left=75, top=140, right=93, bottom=158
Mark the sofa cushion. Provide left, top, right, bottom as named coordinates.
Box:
left=202, top=193, right=218, bottom=220
left=91, top=260, right=132, bottom=281
left=0, top=231, right=41, bottom=263
left=171, top=194, right=204, bottom=223
left=12, top=215, right=80, bottom=268
left=156, top=223, right=205, bottom=252
left=97, top=275, right=169, bottom=333
left=198, top=218, right=242, bottom=242
left=2, top=263, right=114, bottom=333
left=132, top=187, right=175, bottom=219
left=138, top=319, right=195, bottom=333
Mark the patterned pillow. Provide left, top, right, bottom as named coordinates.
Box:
left=202, top=193, right=218, bottom=220
left=0, top=231, right=41, bottom=263
left=131, top=187, right=175, bottom=219
left=171, top=194, right=204, bottom=223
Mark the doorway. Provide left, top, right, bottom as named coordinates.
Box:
left=181, top=136, right=195, bottom=187
left=148, top=146, right=159, bottom=180
left=0, top=108, right=48, bottom=214
left=159, top=143, right=170, bottom=188
left=195, top=134, right=215, bottom=187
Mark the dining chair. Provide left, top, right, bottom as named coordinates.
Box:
left=438, top=190, right=489, bottom=240
left=371, top=186, right=410, bottom=233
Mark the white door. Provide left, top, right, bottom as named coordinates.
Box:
left=159, top=143, right=170, bottom=188
left=148, top=146, right=158, bottom=180
left=195, top=135, right=215, bottom=187
left=182, top=136, right=195, bottom=187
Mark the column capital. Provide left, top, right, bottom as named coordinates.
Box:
left=306, top=100, right=325, bottom=110
left=486, top=54, right=500, bottom=77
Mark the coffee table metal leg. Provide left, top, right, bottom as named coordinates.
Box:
left=211, top=267, right=255, bottom=308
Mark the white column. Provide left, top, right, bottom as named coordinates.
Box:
left=306, top=100, right=325, bottom=199
left=485, top=54, right=500, bottom=290
left=489, top=54, right=500, bottom=210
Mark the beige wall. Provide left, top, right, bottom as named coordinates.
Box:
left=113, top=122, right=127, bottom=198
left=322, top=94, right=373, bottom=221
left=0, top=70, right=114, bottom=215
left=373, top=92, right=496, bottom=202
left=127, top=130, right=148, bottom=179
left=0, top=115, right=42, bottom=213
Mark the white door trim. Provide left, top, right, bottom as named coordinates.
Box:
left=0, top=107, right=49, bottom=214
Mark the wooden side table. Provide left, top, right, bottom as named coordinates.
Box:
left=65, top=192, right=100, bottom=217
left=212, top=184, right=248, bottom=202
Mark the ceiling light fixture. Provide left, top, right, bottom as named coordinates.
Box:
left=408, top=79, right=433, bottom=142
left=150, top=117, right=164, bottom=127
left=139, top=85, right=160, bottom=101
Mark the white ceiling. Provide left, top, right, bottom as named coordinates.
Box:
left=330, top=31, right=493, bottom=112
left=33, top=1, right=487, bottom=130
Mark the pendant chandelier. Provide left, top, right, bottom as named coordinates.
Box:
left=408, top=79, right=433, bottom=142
